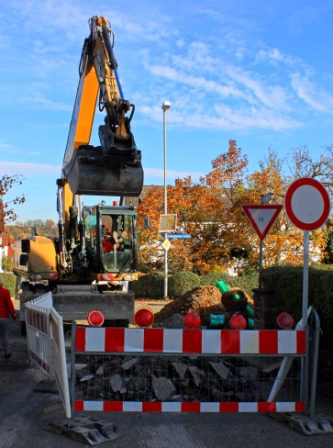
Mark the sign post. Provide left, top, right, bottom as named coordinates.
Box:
left=285, top=178, right=330, bottom=328
left=242, top=204, right=283, bottom=287
left=285, top=177, right=330, bottom=407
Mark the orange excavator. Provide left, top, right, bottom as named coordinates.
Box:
left=13, top=16, right=144, bottom=333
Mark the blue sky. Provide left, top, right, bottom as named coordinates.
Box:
left=1, top=0, right=333, bottom=223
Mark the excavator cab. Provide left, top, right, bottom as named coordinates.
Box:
left=82, top=204, right=137, bottom=276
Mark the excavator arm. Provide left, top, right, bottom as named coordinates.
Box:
left=62, top=16, right=143, bottom=198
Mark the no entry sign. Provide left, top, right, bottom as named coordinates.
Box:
left=285, top=178, right=330, bottom=231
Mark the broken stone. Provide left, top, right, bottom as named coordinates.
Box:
left=172, top=362, right=187, bottom=378
left=152, top=377, right=176, bottom=401
left=120, top=387, right=127, bottom=394
left=189, top=366, right=205, bottom=376
left=75, top=363, right=88, bottom=370
left=154, top=314, right=185, bottom=329
left=188, top=366, right=203, bottom=386
left=238, top=367, right=258, bottom=380
left=110, top=374, right=123, bottom=392
left=95, top=365, right=104, bottom=376
left=210, top=362, right=230, bottom=380
left=170, top=394, right=182, bottom=402
left=212, top=387, right=223, bottom=401
left=79, top=375, right=94, bottom=382
left=122, top=358, right=138, bottom=370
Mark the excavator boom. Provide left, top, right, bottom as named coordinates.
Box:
left=63, top=15, right=143, bottom=197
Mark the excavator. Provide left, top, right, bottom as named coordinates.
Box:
left=13, top=16, right=144, bottom=333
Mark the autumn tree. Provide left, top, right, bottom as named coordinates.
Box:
left=0, top=174, right=25, bottom=225
left=136, top=140, right=249, bottom=274
left=136, top=140, right=332, bottom=276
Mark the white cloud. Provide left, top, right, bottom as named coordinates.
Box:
left=144, top=167, right=204, bottom=182
left=19, top=97, right=72, bottom=112
left=290, top=73, right=333, bottom=112
left=227, top=67, right=290, bottom=110
left=0, top=161, right=61, bottom=177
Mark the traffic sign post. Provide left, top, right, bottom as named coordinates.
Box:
left=285, top=178, right=330, bottom=329
left=242, top=205, right=283, bottom=241
left=242, top=204, right=283, bottom=287
left=285, top=177, right=330, bottom=408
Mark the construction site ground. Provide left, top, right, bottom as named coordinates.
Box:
left=1, top=297, right=333, bottom=448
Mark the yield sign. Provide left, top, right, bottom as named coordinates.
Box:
left=242, top=204, right=283, bottom=240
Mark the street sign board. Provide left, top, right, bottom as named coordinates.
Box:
left=242, top=204, right=283, bottom=241
left=285, top=178, right=330, bottom=231
left=167, top=234, right=191, bottom=239
left=159, top=214, right=177, bottom=233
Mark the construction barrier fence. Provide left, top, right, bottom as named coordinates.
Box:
left=25, top=293, right=53, bottom=377
left=25, top=293, right=71, bottom=418
left=71, top=327, right=306, bottom=413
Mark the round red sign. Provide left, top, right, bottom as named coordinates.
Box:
left=285, top=178, right=330, bottom=231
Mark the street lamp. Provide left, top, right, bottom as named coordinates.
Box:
left=162, top=101, right=171, bottom=298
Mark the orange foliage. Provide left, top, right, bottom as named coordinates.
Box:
left=136, top=140, right=326, bottom=274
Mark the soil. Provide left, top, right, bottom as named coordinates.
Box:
left=153, top=285, right=224, bottom=326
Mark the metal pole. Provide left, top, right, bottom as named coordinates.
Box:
left=163, top=109, right=168, bottom=299
left=162, top=101, right=171, bottom=299
left=302, top=231, right=309, bottom=328
left=301, top=231, right=310, bottom=407
left=259, top=240, right=263, bottom=289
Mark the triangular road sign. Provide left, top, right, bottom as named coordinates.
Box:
left=242, top=204, right=283, bottom=240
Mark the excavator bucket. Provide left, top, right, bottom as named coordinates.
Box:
left=64, top=144, right=143, bottom=197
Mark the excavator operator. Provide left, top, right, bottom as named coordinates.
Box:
left=102, top=226, right=124, bottom=252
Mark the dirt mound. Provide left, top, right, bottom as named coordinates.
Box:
left=153, top=285, right=224, bottom=326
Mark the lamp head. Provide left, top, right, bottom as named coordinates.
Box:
left=162, top=101, right=171, bottom=111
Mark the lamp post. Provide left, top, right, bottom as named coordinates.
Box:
left=162, top=101, right=171, bottom=298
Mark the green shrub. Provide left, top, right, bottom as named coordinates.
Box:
left=2, top=256, right=13, bottom=272
left=1, top=273, right=17, bottom=297
left=131, top=272, right=165, bottom=299
left=200, top=272, right=232, bottom=286
left=169, top=271, right=200, bottom=298
left=262, top=265, right=333, bottom=350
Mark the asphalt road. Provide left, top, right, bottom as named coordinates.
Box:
left=1, top=305, right=333, bottom=448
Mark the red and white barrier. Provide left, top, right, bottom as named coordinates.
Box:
left=75, top=327, right=306, bottom=355
left=50, top=308, right=71, bottom=419
left=74, top=401, right=305, bottom=413
left=25, top=293, right=53, bottom=377
left=25, top=293, right=71, bottom=419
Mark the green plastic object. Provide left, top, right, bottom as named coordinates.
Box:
left=210, top=314, right=225, bottom=329
left=247, top=318, right=254, bottom=329
left=246, top=305, right=254, bottom=317
left=215, top=280, right=230, bottom=294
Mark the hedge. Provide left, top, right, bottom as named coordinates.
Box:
left=1, top=273, right=17, bottom=298
left=168, top=271, right=200, bottom=298
left=262, top=265, right=333, bottom=350
left=132, top=271, right=259, bottom=300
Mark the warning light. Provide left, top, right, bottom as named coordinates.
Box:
left=184, top=311, right=201, bottom=328
left=87, top=310, right=105, bottom=327
left=229, top=313, right=247, bottom=330
left=113, top=201, right=119, bottom=206
left=276, top=312, right=294, bottom=329
left=135, top=308, right=154, bottom=327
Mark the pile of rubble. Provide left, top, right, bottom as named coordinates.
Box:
left=74, top=354, right=276, bottom=403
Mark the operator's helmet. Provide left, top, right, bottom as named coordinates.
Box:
left=102, top=226, right=110, bottom=236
